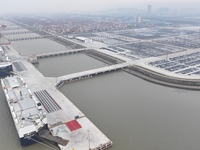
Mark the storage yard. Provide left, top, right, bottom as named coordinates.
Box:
left=155, top=35, right=200, bottom=49
left=76, top=26, right=200, bottom=60
left=109, top=28, right=176, bottom=39
left=117, top=42, right=185, bottom=58
left=101, top=42, right=185, bottom=59
left=89, top=32, right=139, bottom=45
left=148, top=51, right=200, bottom=75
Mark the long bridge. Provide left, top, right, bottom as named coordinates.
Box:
left=1, top=30, right=31, bottom=35
left=56, top=62, right=131, bottom=88
left=36, top=49, right=87, bottom=58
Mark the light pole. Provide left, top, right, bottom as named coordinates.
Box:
left=87, top=129, right=90, bottom=150
left=18, top=45, right=20, bottom=55
left=55, top=73, right=57, bottom=84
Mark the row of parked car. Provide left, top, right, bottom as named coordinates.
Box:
left=149, top=52, right=200, bottom=75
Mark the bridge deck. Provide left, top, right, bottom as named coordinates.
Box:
left=36, top=49, right=86, bottom=58
left=57, top=62, right=130, bottom=85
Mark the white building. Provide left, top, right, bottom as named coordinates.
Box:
left=75, top=37, right=93, bottom=43
left=133, top=16, right=142, bottom=23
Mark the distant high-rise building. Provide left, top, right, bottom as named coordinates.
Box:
left=133, top=16, right=141, bottom=23
left=148, top=5, right=151, bottom=13
left=134, top=16, right=137, bottom=22
left=137, top=16, right=141, bottom=23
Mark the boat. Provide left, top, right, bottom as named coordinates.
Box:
left=0, top=46, right=13, bottom=76
left=1, top=76, right=48, bottom=146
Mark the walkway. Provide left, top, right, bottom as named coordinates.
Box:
left=36, top=49, right=87, bottom=58
left=56, top=62, right=130, bottom=88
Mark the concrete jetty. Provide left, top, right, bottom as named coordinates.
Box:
left=56, top=62, right=131, bottom=88
left=0, top=29, right=31, bottom=35
left=24, top=60, right=113, bottom=150
left=37, top=49, right=87, bottom=58
left=4, top=36, right=113, bottom=150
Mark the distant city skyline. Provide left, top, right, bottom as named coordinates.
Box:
left=0, top=0, right=200, bottom=14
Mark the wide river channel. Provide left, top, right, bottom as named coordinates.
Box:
left=1, top=53, right=200, bottom=150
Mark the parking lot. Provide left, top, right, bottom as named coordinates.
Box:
left=155, top=35, right=200, bottom=49
left=109, top=28, right=176, bottom=40
left=79, top=32, right=138, bottom=45
left=149, top=51, right=200, bottom=75
left=117, top=42, right=185, bottom=58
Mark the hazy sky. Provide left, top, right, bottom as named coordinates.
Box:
left=0, top=0, right=200, bottom=14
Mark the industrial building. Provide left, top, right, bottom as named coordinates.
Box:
left=148, top=5, right=152, bottom=13
left=75, top=37, right=93, bottom=43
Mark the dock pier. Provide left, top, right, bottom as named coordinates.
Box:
left=37, top=49, right=87, bottom=58
left=4, top=39, right=113, bottom=150
left=56, top=62, right=130, bottom=88
left=8, top=36, right=44, bottom=41
left=1, top=30, right=31, bottom=35
left=3, top=21, right=115, bottom=150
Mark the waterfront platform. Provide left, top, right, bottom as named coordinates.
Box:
left=36, top=48, right=87, bottom=58
left=3, top=21, right=200, bottom=150
left=56, top=62, right=130, bottom=88
left=4, top=42, right=113, bottom=150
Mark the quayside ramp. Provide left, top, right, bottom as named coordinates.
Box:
left=38, top=128, right=69, bottom=146
left=34, top=90, right=61, bottom=113
left=13, top=61, right=27, bottom=72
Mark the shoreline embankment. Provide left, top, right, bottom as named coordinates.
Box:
left=85, top=50, right=200, bottom=90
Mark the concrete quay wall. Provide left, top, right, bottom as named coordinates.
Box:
left=84, top=50, right=125, bottom=65
left=37, top=49, right=86, bottom=58
left=84, top=50, right=200, bottom=90
left=124, top=65, right=200, bottom=90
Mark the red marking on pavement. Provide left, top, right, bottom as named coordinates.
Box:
left=66, top=120, right=82, bottom=132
